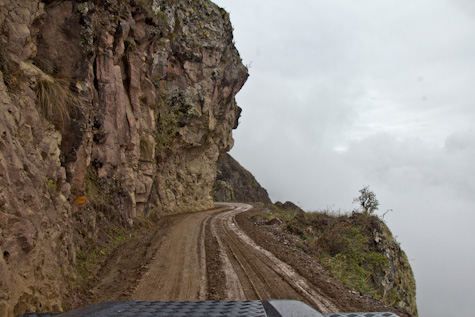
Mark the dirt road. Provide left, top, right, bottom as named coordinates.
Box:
left=88, top=203, right=409, bottom=315
left=132, top=207, right=216, bottom=301
left=95, top=203, right=335, bottom=312
left=91, top=203, right=341, bottom=312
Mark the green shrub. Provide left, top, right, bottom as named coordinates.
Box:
left=46, top=179, right=57, bottom=191
left=318, top=225, right=388, bottom=296
left=353, top=186, right=379, bottom=215
left=124, top=38, right=137, bottom=50
left=157, top=11, right=168, bottom=24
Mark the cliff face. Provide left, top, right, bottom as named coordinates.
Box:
left=371, top=217, right=417, bottom=315
left=214, top=153, right=271, bottom=204
left=0, top=0, right=246, bottom=315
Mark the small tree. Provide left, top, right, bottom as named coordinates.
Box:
left=353, top=186, right=379, bottom=215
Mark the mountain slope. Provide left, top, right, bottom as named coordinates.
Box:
left=214, top=153, right=271, bottom=204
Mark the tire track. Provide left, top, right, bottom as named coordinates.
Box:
left=212, top=210, right=291, bottom=300
left=210, top=203, right=340, bottom=313
left=133, top=208, right=222, bottom=301
left=208, top=207, right=246, bottom=300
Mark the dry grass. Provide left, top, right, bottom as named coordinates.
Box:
left=35, top=79, right=81, bottom=128
left=139, top=137, right=154, bottom=161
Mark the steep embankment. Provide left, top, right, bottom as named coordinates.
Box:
left=0, top=0, right=246, bottom=315
left=214, top=153, right=271, bottom=204
left=245, top=204, right=418, bottom=316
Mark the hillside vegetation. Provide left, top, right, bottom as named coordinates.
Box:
left=255, top=203, right=417, bottom=316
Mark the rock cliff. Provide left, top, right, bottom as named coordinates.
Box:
left=371, top=216, right=417, bottom=315
left=213, top=153, right=271, bottom=204
left=0, top=0, right=246, bottom=315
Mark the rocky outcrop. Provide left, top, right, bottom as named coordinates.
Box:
left=274, top=201, right=304, bottom=214
left=0, top=0, right=247, bottom=315
left=371, top=218, right=418, bottom=316
left=213, top=179, right=235, bottom=202
left=214, top=153, right=271, bottom=204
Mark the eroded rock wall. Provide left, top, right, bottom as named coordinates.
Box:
left=0, top=0, right=247, bottom=314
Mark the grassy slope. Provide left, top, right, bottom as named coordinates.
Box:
left=259, top=204, right=410, bottom=311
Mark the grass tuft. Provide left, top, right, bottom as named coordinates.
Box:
left=139, top=137, right=154, bottom=161
left=35, top=79, right=81, bottom=128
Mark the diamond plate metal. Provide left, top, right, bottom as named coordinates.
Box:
left=324, top=313, right=399, bottom=317
left=56, top=300, right=267, bottom=317
left=17, top=301, right=400, bottom=317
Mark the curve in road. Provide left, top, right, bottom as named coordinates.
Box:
left=126, top=203, right=340, bottom=313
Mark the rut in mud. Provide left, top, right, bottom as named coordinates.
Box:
left=208, top=205, right=339, bottom=313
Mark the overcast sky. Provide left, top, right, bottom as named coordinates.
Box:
left=213, top=0, right=475, bottom=316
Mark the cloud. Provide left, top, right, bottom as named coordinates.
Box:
left=217, top=0, right=475, bottom=315
left=453, top=0, right=475, bottom=17
left=344, top=132, right=475, bottom=201
left=445, top=130, right=475, bottom=152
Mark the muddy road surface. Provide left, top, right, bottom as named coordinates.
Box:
left=208, top=204, right=339, bottom=312
left=92, top=203, right=340, bottom=312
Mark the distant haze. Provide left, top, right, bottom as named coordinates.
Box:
left=213, top=0, right=475, bottom=316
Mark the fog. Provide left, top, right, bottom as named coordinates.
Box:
left=213, top=0, right=475, bottom=315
